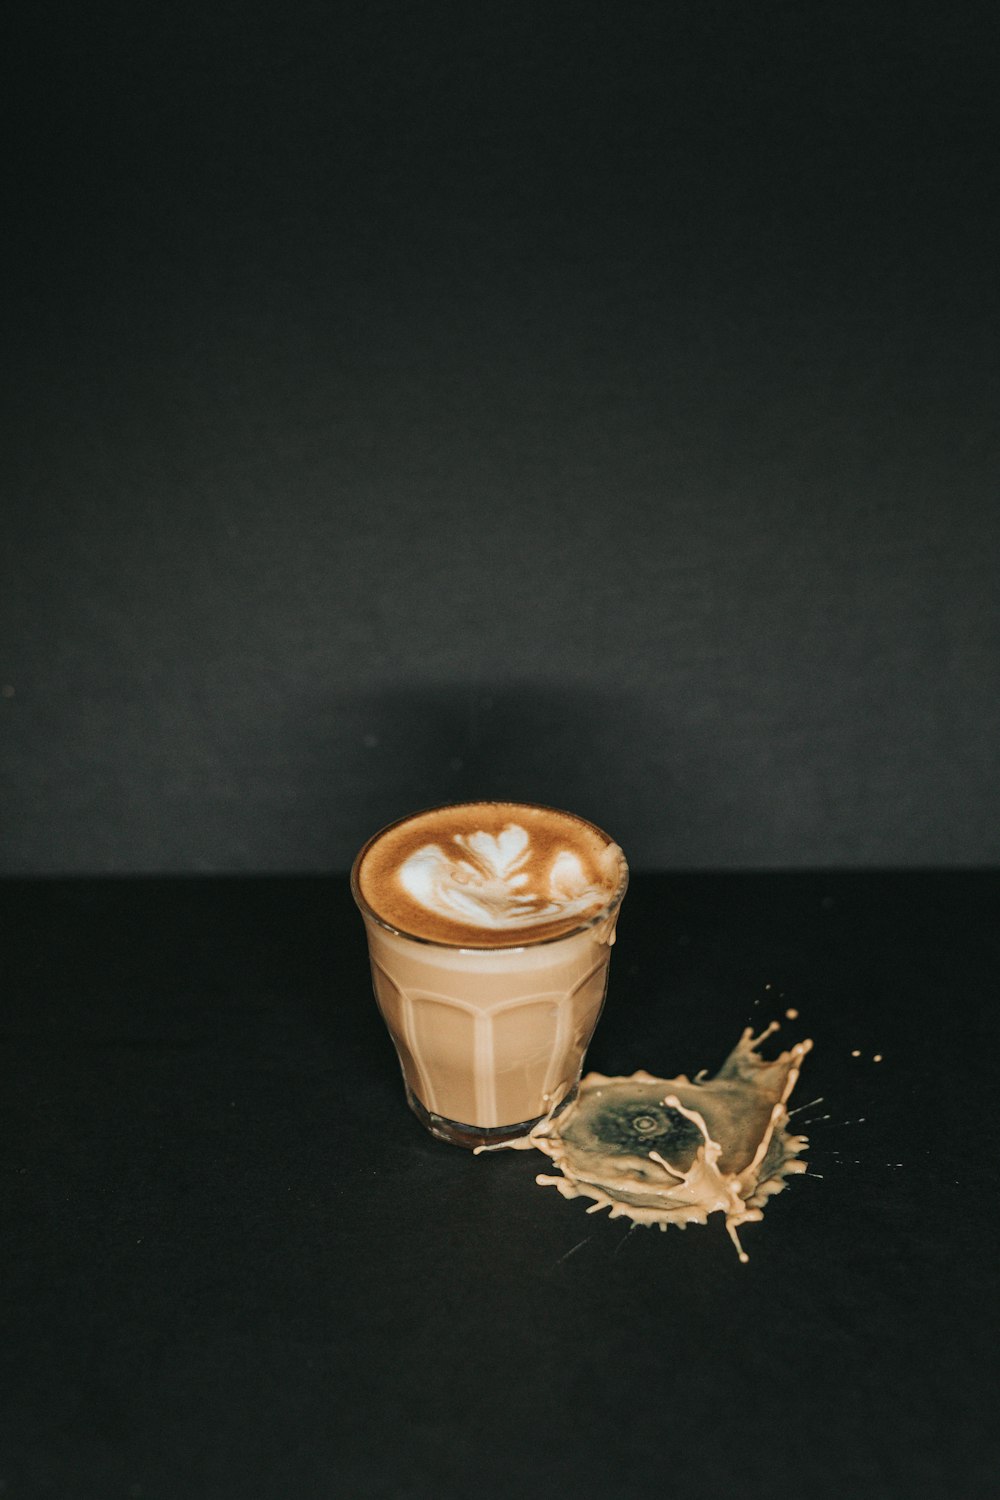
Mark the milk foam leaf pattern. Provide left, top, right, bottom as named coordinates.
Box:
left=398, top=824, right=610, bottom=932
left=454, top=826, right=531, bottom=880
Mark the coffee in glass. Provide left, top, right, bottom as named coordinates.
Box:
left=352, top=801, right=628, bottom=1148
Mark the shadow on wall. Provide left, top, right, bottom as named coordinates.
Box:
left=0, top=672, right=749, bottom=873
left=292, top=680, right=686, bottom=873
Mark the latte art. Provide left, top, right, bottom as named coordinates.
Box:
left=355, top=800, right=627, bottom=947
left=399, top=824, right=608, bottom=931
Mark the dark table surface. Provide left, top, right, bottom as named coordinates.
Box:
left=2, top=872, right=997, bottom=1499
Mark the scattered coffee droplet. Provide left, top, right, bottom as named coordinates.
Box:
left=785, top=1007, right=799, bottom=1020
left=851, top=1049, right=861, bottom=1058
left=873, top=1053, right=883, bottom=1063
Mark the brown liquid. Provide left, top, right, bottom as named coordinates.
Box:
left=353, top=803, right=628, bottom=1143
left=486, top=1021, right=814, bottom=1262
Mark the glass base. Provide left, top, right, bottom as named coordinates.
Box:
left=405, top=1085, right=578, bottom=1150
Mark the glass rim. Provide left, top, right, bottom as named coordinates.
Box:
left=350, top=799, right=629, bottom=952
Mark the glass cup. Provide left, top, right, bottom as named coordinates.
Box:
left=351, top=804, right=628, bottom=1148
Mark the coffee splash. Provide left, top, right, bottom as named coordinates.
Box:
left=483, top=1022, right=813, bottom=1261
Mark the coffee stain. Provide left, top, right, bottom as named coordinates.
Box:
left=483, top=1023, right=813, bottom=1262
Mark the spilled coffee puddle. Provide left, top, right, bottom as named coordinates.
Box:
left=482, top=1023, right=813, bottom=1262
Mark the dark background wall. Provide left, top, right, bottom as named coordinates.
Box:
left=3, top=1, right=998, bottom=873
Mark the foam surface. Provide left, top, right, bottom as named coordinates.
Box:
left=356, top=802, right=625, bottom=945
